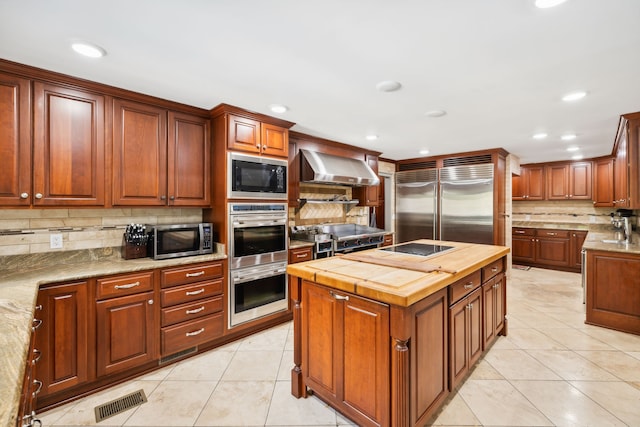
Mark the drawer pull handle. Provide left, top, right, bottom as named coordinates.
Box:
left=330, top=291, right=349, bottom=301
left=515, top=230, right=525, bottom=234
left=186, top=288, right=205, bottom=296
left=186, top=328, right=205, bottom=337
left=547, top=232, right=557, bottom=236
left=32, top=348, right=42, bottom=364
left=186, top=271, right=205, bottom=277
left=491, top=267, right=498, bottom=272
left=32, top=318, right=42, bottom=332
left=296, top=253, right=308, bottom=258
left=32, top=379, right=43, bottom=397
left=464, top=283, right=474, bottom=289
left=186, top=306, right=205, bottom=315
left=115, top=281, right=140, bottom=290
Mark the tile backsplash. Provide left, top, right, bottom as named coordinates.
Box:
left=0, top=208, right=203, bottom=256
left=512, top=201, right=639, bottom=229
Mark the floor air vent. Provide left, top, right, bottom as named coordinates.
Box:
left=94, top=389, right=147, bottom=422
left=160, top=346, right=197, bottom=364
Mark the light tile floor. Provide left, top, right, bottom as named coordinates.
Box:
left=39, top=267, right=640, bottom=426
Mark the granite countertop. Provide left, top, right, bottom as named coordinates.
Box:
left=512, top=222, right=592, bottom=231
left=287, top=239, right=509, bottom=307
left=583, top=231, right=640, bottom=254
left=0, top=250, right=226, bottom=427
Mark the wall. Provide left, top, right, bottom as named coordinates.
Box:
left=0, top=208, right=203, bottom=256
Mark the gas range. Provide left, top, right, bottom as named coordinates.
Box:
left=291, top=224, right=387, bottom=256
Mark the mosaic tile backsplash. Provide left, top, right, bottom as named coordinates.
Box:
left=0, top=208, right=203, bottom=256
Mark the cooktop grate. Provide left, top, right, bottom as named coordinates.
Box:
left=94, top=389, right=147, bottom=422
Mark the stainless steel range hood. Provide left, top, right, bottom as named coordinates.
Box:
left=299, top=149, right=380, bottom=186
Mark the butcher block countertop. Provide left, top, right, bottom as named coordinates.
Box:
left=286, top=239, right=510, bottom=307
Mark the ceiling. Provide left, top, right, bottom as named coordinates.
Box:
left=1, top=0, right=639, bottom=164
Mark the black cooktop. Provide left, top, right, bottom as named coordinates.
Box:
left=381, top=243, right=455, bottom=257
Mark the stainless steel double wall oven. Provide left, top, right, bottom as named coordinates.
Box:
left=228, top=202, right=288, bottom=327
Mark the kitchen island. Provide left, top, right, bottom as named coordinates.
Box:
left=287, top=239, right=510, bottom=427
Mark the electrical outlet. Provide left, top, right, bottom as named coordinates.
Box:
left=525, top=214, right=531, bottom=221
left=589, top=215, right=597, bottom=223
left=50, top=233, right=63, bottom=249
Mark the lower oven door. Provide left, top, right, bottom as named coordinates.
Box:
left=230, top=262, right=288, bottom=327
left=229, top=213, right=288, bottom=269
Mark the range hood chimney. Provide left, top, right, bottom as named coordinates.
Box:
left=299, top=149, right=380, bottom=186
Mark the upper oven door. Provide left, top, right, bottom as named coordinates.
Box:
left=228, top=152, right=287, bottom=200
left=229, top=212, right=288, bottom=269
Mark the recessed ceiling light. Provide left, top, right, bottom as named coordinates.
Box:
left=71, top=42, right=106, bottom=58
left=562, top=91, right=587, bottom=102
left=365, top=134, right=378, bottom=141
left=561, top=134, right=577, bottom=141
left=425, top=110, right=447, bottom=118
left=566, top=146, right=580, bottom=152
left=532, top=133, right=548, bottom=140
left=419, top=149, right=430, bottom=155
left=572, top=154, right=583, bottom=160
left=268, top=104, right=288, bottom=114
left=376, top=80, right=402, bottom=92
left=535, top=0, right=568, bottom=8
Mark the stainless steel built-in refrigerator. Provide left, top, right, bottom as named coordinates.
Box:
left=396, top=164, right=494, bottom=245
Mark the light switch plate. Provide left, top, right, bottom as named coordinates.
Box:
left=50, top=233, right=63, bottom=249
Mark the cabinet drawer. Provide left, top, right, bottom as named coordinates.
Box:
left=161, top=262, right=223, bottom=288
left=482, top=259, right=504, bottom=282
left=536, top=229, right=570, bottom=238
left=161, top=278, right=223, bottom=307
left=512, top=228, right=534, bottom=236
left=383, top=234, right=394, bottom=246
left=289, top=247, right=313, bottom=264
left=96, top=271, right=154, bottom=299
left=161, top=313, right=224, bottom=355
left=449, top=270, right=481, bottom=305
left=161, top=296, right=223, bottom=327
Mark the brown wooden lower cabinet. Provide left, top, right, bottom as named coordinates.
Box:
left=449, top=288, right=482, bottom=389
left=512, top=227, right=586, bottom=272
left=586, top=250, right=640, bottom=335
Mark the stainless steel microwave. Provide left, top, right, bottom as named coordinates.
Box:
left=228, top=152, right=287, bottom=200
left=148, top=223, right=213, bottom=260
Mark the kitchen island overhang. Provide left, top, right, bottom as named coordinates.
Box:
left=287, top=239, right=510, bottom=427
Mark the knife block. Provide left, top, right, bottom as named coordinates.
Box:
left=122, top=236, right=148, bottom=260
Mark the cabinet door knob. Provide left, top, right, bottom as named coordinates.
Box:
left=160, top=195, right=166, bottom=200
left=35, top=193, right=43, bottom=199
left=148, top=299, right=154, bottom=305
left=20, top=192, right=29, bottom=199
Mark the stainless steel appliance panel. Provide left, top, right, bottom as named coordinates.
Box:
left=229, top=261, right=288, bottom=327
left=439, top=164, right=494, bottom=245
left=395, top=169, right=438, bottom=243
left=228, top=152, right=287, bottom=200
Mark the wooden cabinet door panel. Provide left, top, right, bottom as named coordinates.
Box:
left=614, top=124, right=628, bottom=207
left=494, top=274, right=505, bottom=333
left=546, top=164, right=569, bottom=200
left=593, top=157, right=614, bottom=207
left=227, top=114, right=260, bottom=153
left=302, top=281, right=340, bottom=398
left=35, top=281, right=90, bottom=396
left=512, top=236, right=536, bottom=263
left=449, top=298, right=468, bottom=387
left=535, top=237, right=570, bottom=266
left=468, top=289, right=483, bottom=367
left=33, top=82, right=105, bottom=206
left=261, top=122, right=288, bottom=157
left=113, top=99, right=167, bottom=205
left=96, top=291, right=157, bottom=376
left=526, top=166, right=545, bottom=200
left=586, top=251, right=640, bottom=334
left=168, top=112, right=210, bottom=206
left=570, top=162, right=592, bottom=199
left=342, top=293, right=389, bottom=425
left=0, top=73, right=31, bottom=206
left=511, top=173, right=524, bottom=200
left=482, top=279, right=496, bottom=347
left=570, top=231, right=587, bottom=269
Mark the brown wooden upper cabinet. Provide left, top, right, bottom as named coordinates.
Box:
left=0, top=72, right=31, bottom=206
left=227, top=114, right=289, bottom=158
left=546, top=161, right=592, bottom=200
left=512, top=165, right=545, bottom=200
left=613, top=113, right=640, bottom=209
left=0, top=77, right=106, bottom=207
left=593, top=157, right=615, bottom=207
left=113, top=99, right=210, bottom=206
